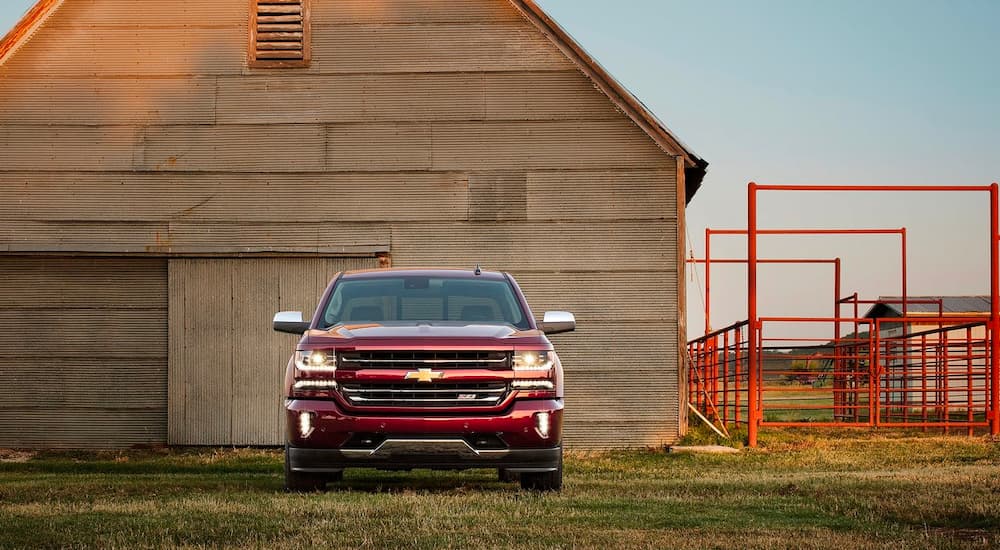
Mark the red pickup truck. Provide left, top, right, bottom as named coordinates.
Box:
left=273, top=268, right=575, bottom=491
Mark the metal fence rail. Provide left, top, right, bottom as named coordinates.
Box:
left=876, top=320, right=991, bottom=433
left=688, top=316, right=995, bottom=438
left=687, top=321, right=750, bottom=426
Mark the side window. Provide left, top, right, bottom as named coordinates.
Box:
left=499, top=286, right=526, bottom=326
left=323, top=289, right=343, bottom=326
left=249, top=0, right=311, bottom=68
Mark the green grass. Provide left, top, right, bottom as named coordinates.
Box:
left=763, top=387, right=837, bottom=422
left=1, top=431, right=998, bottom=549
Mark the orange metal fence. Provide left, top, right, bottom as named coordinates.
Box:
left=687, top=321, right=750, bottom=426
left=687, top=182, right=1000, bottom=446
left=688, top=316, right=994, bottom=436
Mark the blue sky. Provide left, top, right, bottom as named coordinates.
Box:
left=2, top=1, right=998, bottom=336
left=535, top=0, right=1000, bottom=336
left=0, top=2, right=31, bottom=37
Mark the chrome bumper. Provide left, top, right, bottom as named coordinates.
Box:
left=340, top=438, right=507, bottom=460
left=288, top=440, right=561, bottom=473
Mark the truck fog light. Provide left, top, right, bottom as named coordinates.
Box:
left=298, top=412, right=314, bottom=438
left=535, top=412, right=551, bottom=439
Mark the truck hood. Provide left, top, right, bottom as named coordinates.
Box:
left=302, top=322, right=549, bottom=349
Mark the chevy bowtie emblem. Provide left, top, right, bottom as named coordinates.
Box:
left=405, top=368, right=444, bottom=383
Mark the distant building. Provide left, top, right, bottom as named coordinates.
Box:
left=0, top=0, right=708, bottom=449
left=865, top=296, right=989, bottom=411
left=865, top=296, right=990, bottom=324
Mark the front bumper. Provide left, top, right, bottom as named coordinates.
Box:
left=285, top=398, right=562, bottom=472
left=288, top=443, right=561, bottom=473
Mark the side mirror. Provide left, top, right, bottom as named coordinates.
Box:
left=539, top=311, right=576, bottom=335
left=273, top=311, right=310, bottom=334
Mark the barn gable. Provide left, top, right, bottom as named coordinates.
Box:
left=0, top=0, right=705, bottom=190
left=0, top=0, right=704, bottom=450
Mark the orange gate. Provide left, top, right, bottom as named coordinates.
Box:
left=687, top=183, right=1000, bottom=446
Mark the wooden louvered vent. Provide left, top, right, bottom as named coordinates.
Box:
left=250, top=0, right=311, bottom=68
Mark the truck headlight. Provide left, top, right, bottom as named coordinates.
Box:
left=512, top=380, right=554, bottom=390
left=513, top=351, right=553, bottom=372
left=295, top=350, right=337, bottom=372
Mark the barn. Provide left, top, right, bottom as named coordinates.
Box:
left=0, top=0, right=707, bottom=450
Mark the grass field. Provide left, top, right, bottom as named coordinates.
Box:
left=1, top=430, right=998, bottom=549
left=762, top=387, right=837, bottom=422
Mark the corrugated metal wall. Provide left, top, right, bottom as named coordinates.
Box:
left=513, top=271, right=678, bottom=448
left=0, top=0, right=686, bottom=449
left=0, top=257, right=167, bottom=449
left=168, top=257, right=379, bottom=445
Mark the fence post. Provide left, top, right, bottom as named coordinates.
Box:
left=723, top=329, right=730, bottom=424
left=747, top=182, right=759, bottom=447
left=967, top=326, right=974, bottom=436
left=871, top=320, right=880, bottom=427
left=991, top=183, right=999, bottom=436
left=735, top=326, right=742, bottom=424
left=705, top=228, right=712, bottom=335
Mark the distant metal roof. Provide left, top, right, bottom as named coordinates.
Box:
left=865, top=296, right=992, bottom=318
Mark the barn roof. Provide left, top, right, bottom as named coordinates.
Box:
left=0, top=0, right=708, bottom=201
left=865, top=296, right=992, bottom=318
left=508, top=1, right=708, bottom=201
left=0, top=0, right=62, bottom=67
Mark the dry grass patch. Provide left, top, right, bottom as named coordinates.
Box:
left=0, top=430, right=997, bottom=549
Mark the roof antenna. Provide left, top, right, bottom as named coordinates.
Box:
left=474, top=264, right=482, bottom=276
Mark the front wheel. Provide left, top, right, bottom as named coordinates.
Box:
left=284, top=445, right=326, bottom=492
left=498, top=468, right=518, bottom=483
left=520, top=449, right=563, bottom=491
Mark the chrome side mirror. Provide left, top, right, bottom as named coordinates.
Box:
left=273, top=311, right=310, bottom=334
left=539, top=311, right=576, bottom=335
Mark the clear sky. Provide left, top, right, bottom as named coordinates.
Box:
left=0, top=2, right=32, bottom=37
left=2, top=1, right=998, bottom=338
left=531, top=0, right=1000, bottom=338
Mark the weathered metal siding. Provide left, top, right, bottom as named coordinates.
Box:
left=517, top=274, right=679, bottom=448
left=0, top=257, right=167, bottom=449
left=169, top=257, right=379, bottom=446
left=0, top=0, right=685, bottom=449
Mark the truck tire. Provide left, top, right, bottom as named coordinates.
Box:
left=498, top=468, right=518, bottom=482
left=284, top=445, right=326, bottom=492
left=520, top=449, right=563, bottom=491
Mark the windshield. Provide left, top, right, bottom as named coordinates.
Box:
left=321, top=276, right=530, bottom=329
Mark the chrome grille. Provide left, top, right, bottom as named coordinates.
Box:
left=338, top=350, right=510, bottom=370
left=340, top=382, right=509, bottom=408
